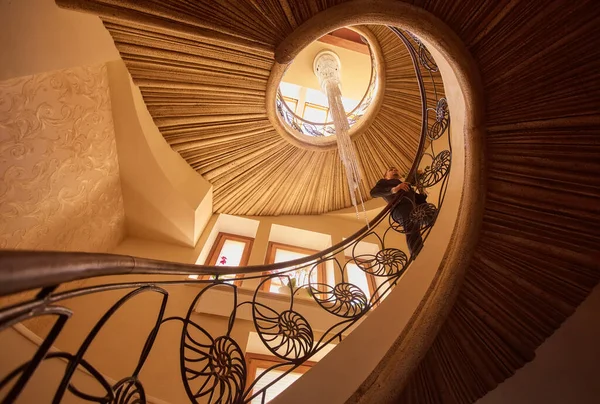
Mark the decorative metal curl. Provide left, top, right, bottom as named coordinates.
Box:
left=290, top=119, right=303, bottom=133
left=406, top=31, right=439, bottom=72
left=409, top=203, right=438, bottom=231
left=252, top=301, right=314, bottom=361
left=112, top=377, right=145, bottom=404
left=303, top=122, right=324, bottom=137
left=324, top=125, right=336, bottom=135
left=278, top=310, right=313, bottom=355
left=427, top=98, right=449, bottom=140
left=182, top=325, right=246, bottom=404
left=309, top=282, right=368, bottom=318
left=389, top=202, right=438, bottom=234
left=181, top=284, right=246, bottom=404
left=354, top=248, right=409, bottom=277
left=418, top=150, right=451, bottom=188
left=419, top=45, right=438, bottom=72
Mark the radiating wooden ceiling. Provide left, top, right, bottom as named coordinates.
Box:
left=57, top=0, right=433, bottom=216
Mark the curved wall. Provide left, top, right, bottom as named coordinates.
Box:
left=106, top=61, right=213, bottom=247
left=478, top=284, right=600, bottom=404
left=0, top=0, right=214, bottom=250
left=0, top=0, right=119, bottom=81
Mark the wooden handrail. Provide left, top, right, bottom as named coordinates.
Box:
left=0, top=29, right=429, bottom=299
left=0, top=196, right=400, bottom=297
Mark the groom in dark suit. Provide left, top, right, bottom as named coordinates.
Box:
left=370, top=167, right=428, bottom=257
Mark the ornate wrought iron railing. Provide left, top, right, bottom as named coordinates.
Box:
left=0, top=27, right=451, bottom=404
left=275, top=34, right=379, bottom=137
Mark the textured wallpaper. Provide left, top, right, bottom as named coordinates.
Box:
left=0, top=65, right=125, bottom=252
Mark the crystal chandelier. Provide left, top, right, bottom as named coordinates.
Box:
left=313, top=50, right=367, bottom=219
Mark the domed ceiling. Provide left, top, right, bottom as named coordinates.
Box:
left=64, top=1, right=442, bottom=216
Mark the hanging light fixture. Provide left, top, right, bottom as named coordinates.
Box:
left=313, top=50, right=367, bottom=220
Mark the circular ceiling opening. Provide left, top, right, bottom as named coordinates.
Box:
left=276, top=27, right=379, bottom=139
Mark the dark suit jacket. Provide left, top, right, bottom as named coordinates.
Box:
left=370, top=178, right=427, bottom=222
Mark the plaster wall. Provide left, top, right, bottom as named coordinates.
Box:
left=106, top=61, right=213, bottom=248
left=0, top=0, right=119, bottom=81
left=0, top=64, right=126, bottom=253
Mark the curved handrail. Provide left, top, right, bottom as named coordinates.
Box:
left=0, top=196, right=394, bottom=297
left=390, top=27, right=429, bottom=185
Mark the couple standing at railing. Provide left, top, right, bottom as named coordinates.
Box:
left=371, top=167, right=429, bottom=257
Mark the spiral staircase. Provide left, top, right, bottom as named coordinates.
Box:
left=1, top=0, right=599, bottom=403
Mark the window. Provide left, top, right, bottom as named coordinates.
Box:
left=282, top=96, right=298, bottom=114
left=201, top=232, right=253, bottom=285
left=346, top=258, right=380, bottom=305
left=246, top=353, right=314, bottom=403
left=302, top=102, right=329, bottom=123
left=262, top=242, right=326, bottom=293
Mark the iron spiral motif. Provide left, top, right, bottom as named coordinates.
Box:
left=354, top=248, right=409, bottom=277
left=278, top=310, right=313, bottom=357
left=112, top=377, right=145, bottom=404
left=409, top=203, right=438, bottom=231
left=419, top=45, right=438, bottom=72
left=418, top=150, right=451, bottom=188
left=427, top=98, right=449, bottom=140
left=252, top=303, right=314, bottom=361
left=310, top=282, right=368, bottom=318
left=303, top=122, right=324, bottom=137
left=389, top=202, right=438, bottom=234
left=182, top=327, right=246, bottom=404
left=406, top=31, right=439, bottom=72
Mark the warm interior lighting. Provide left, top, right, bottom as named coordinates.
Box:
left=262, top=242, right=326, bottom=293
left=250, top=368, right=303, bottom=403
left=346, top=262, right=372, bottom=299
left=268, top=248, right=314, bottom=293
left=302, top=102, right=329, bottom=122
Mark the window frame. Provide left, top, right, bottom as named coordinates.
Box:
left=282, top=96, right=298, bottom=114
left=245, top=352, right=316, bottom=402
left=261, top=242, right=326, bottom=293
left=346, top=256, right=381, bottom=307
left=203, top=232, right=254, bottom=286
left=301, top=102, right=329, bottom=122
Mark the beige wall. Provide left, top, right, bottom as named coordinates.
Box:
left=0, top=64, right=126, bottom=252
left=0, top=325, right=171, bottom=404
left=112, top=210, right=406, bottom=269
left=0, top=0, right=119, bottom=81
left=0, top=0, right=214, bottom=249
left=106, top=61, right=213, bottom=248
left=477, top=284, right=600, bottom=404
